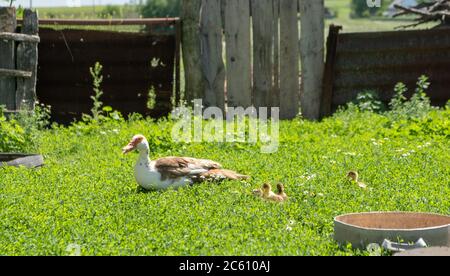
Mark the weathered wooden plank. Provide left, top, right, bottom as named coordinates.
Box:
left=0, top=32, right=40, bottom=43
left=18, top=18, right=178, bottom=26
left=0, top=69, right=32, bottom=78
left=334, top=66, right=450, bottom=88
left=320, top=25, right=341, bottom=118
left=224, top=0, right=251, bottom=108
left=174, top=20, right=181, bottom=106
left=200, top=0, right=225, bottom=110
left=337, top=28, right=450, bottom=53
left=251, top=0, right=274, bottom=109
left=279, top=0, right=300, bottom=119
left=299, top=0, right=325, bottom=120
left=335, top=49, right=450, bottom=71
left=16, top=9, right=39, bottom=110
left=272, top=0, right=280, bottom=108
left=181, top=0, right=204, bottom=104
left=0, top=7, right=17, bottom=110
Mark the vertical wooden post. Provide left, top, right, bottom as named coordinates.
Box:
left=173, top=20, right=181, bottom=107
left=200, top=0, right=225, bottom=111
left=16, top=9, right=39, bottom=111
left=0, top=7, right=17, bottom=111
left=181, top=0, right=204, bottom=104
left=320, top=25, right=342, bottom=118
left=224, top=0, right=251, bottom=108
left=272, top=0, right=280, bottom=108
left=279, top=0, right=300, bottom=119
left=299, top=0, right=325, bottom=120
left=251, top=0, right=274, bottom=109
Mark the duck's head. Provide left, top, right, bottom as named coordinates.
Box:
left=347, top=171, right=359, bottom=182
left=122, top=134, right=149, bottom=154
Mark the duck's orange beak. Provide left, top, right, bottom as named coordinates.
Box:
left=122, top=135, right=145, bottom=154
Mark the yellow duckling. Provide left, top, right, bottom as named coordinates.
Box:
left=262, top=183, right=285, bottom=202
left=276, top=183, right=288, bottom=200
left=347, top=171, right=367, bottom=189
left=253, top=183, right=288, bottom=202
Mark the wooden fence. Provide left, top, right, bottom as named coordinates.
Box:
left=0, top=7, right=39, bottom=112
left=321, top=25, right=450, bottom=116
left=181, top=0, right=325, bottom=119
left=36, top=23, right=178, bottom=124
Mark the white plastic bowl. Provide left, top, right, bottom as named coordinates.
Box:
left=334, top=212, right=450, bottom=249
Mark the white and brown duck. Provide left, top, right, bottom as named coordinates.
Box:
left=123, top=134, right=248, bottom=190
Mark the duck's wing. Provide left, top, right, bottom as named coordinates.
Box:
left=154, top=157, right=222, bottom=180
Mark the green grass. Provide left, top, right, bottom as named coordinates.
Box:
left=35, top=5, right=138, bottom=19
left=26, top=5, right=143, bottom=32
left=324, top=0, right=438, bottom=32
left=1, top=107, right=449, bottom=255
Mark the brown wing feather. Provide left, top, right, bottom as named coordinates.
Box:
left=155, top=157, right=222, bottom=180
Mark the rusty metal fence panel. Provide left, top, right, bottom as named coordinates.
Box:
left=37, top=27, right=176, bottom=123
left=322, top=27, right=450, bottom=116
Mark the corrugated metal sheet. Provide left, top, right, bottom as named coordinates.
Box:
left=324, top=27, right=450, bottom=113
left=37, top=27, right=176, bottom=123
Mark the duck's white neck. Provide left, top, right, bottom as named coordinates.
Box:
left=137, top=149, right=151, bottom=164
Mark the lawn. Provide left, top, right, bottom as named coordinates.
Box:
left=1, top=101, right=449, bottom=255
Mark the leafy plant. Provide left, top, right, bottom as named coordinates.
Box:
left=0, top=101, right=51, bottom=153
left=147, top=86, right=157, bottom=110
left=352, top=90, right=385, bottom=113
left=86, top=62, right=104, bottom=121
left=0, top=106, right=26, bottom=152
left=389, top=82, right=408, bottom=111
left=388, top=75, right=435, bottom=121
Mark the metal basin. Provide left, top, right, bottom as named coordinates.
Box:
left=334, top=212, right=450, bottom=249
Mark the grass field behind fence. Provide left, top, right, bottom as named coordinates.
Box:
left=24, top=0, right=436, bottom=33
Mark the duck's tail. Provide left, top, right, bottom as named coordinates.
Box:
left=199, top=169, right=249, bottom=181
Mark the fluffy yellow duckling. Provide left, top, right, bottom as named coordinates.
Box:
left=253, top=183, right=288, bottom=202
left=276, top=183, right=288, bottom=200
left=262, top=183, right=285, bottom=202
left=347, top=171, right=367, bottom=189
